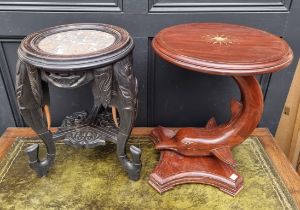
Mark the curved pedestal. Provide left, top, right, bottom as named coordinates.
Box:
left=149, top=75, right=263, bottom=195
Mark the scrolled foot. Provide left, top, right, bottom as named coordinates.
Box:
left=25, top=144, right=55, bottom=177
left=16, top=60, right=56, bottom=177
left=24, top=131, right=56, bottom=177
left=129, top=145, right=142, bottom=180
left=119, top=145, right=142, bottom=181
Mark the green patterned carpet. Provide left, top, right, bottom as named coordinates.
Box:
left=0, top=136, right=297, bottom=210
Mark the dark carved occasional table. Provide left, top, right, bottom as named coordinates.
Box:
left=149, top=23, right=293, bottom=195
left=16, top=23, right=141, bottom=180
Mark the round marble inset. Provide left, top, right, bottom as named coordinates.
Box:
left=38, top=30, right=116, bottom=56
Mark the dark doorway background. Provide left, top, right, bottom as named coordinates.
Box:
left=0, top=0, right=299, bottom=135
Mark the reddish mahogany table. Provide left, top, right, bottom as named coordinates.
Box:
left=149, top=23, right=293, bottom=196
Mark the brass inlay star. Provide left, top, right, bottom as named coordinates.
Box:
left=204, top=34, right=233, bottom=45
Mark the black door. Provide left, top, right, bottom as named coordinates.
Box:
left=0, top=0, right=299, bottom=134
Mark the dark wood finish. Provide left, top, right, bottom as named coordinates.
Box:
left=19, top=23, right=133, bottom=71
left=16, top=23, right=141, bottom=180
left=150, top=23, right=293, bottom=195
left=1, top=128, right=300, bottom=207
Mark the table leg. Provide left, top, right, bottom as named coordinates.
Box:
left=113, top=55, right=141, bottom=180
left=88, top=65, right=113, bottom=123
left=16, top=60, right=55, bottom=177
left=149, top=75, right=264, bottom=195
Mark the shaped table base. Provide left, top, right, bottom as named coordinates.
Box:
left=149, top=138, right=243, bottom=196
left=148, top=75, right=263, bottom=195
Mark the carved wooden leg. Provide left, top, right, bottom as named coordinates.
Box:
left=113, top=55, right=141, bottom=180
left=117, top=108, right=141, bottom=180
left=149, top=75, right=263, bottom=195
left=16, top=60, right=56, bottom=177
left=89, top=65, right=113, bottom=123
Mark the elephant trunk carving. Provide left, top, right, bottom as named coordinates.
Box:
left=16, top=60, right=56, bottom=177
left=113, top=55, right=142, bottom=180
left=90, top=55, right=141, bottom=180
left=16, top=24, right=139, bottom=180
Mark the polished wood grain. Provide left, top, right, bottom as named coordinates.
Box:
left=153, top=23, right=293, bottom=76
left=149, top=75, right=263, bottom=192
left=1, top=128, right=300, bottom=207
left=149, top=149, right=243, bottom=196
left=152, top=76, right=263, bottom=156
left=151, top=23, right=293, bottom=196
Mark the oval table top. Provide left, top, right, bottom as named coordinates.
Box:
left=18, top=23, right=134, bottom=71
left=152, top=23, right=293, bottom=76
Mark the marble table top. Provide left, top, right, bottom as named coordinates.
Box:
left=38, top=29, right=116, bottom=56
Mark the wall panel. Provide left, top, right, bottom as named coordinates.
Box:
left=149, top=0, right=292, bottom=12
left=0, top=0, right=122, bottom=12
left=0, top=69, right=15, bottom=134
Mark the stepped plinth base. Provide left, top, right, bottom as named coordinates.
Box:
left=149, top=150, right=243, bottom=196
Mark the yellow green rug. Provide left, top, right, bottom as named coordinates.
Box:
left=0, top=136, right=297, bottom=210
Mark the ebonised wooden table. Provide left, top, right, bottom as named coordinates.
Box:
left=150, top=23, right=293, bottom=195
left=15, top=23, right=141, bottom=180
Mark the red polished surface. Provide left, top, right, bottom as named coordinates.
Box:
left=153, top=23, right=293, bottom=75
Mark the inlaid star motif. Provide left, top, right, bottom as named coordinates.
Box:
left=204, top=34, right=233, bottom=45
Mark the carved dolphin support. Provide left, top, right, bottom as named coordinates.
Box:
left=152, top=75, right=263, bottom=165
left=113, top=55, right=141, bottom=180
left=16, top=60, right=56, bottom=177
